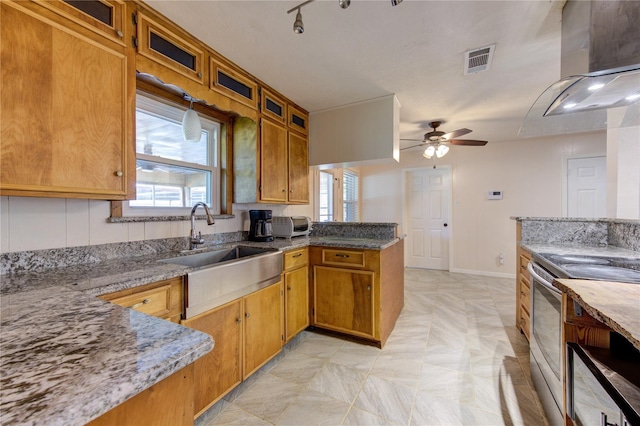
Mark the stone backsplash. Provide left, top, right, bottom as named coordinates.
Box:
left=311, top=222, right=397, bottom=240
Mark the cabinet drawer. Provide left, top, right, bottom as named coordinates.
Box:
left=519, top=252, right=531, bottom=274
left=321, top=249, right=365, bottom=268
left=519, top=277, right=531, bottom=314
left=519, top=305, right=531, bottom=340
left=107, top=285, right=172, bottom=317
left=284, top=248, right=308, bottom=271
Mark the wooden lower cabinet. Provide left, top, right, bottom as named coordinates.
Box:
left=99, top=277, right=183, bottom=323
left=181, top=300, right=242, bottom=418
left=243, top=282, right=283, bottom=379
left=516, top=221, right=532, bottom=340
left=285, top=265, right=310, bottom=342
left=87, top=363, right=194, bottom=426
left=314, top=266, right=375, bottom=339
left=284, top=248, right=309, bottom=342
left=310, top=241, right=404, bottom=347
left=181, top=280, right=283, bottom=419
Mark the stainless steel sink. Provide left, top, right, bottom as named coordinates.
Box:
left=159, top=246, right=283, bottom=319
left=159, top=246, right=278, bottom=268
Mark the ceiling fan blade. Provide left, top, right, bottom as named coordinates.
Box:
left=400, top=143, right=426, bottom=151
left=449, top=139, right=488, bottom=146
left=442, top=128, right=472, bottom=140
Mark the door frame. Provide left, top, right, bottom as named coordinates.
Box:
left=561, top=153, right=606, bottom=217
left=401, top=165, right=453, bottom=270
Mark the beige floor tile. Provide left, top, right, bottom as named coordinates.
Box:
left=200, top=269, right=548, bottom=426
left=307, top=362, right=367, bottom=404
left=269, top=351, right=327, bottom=386
left=207, top=405, right=272, bottom=426
left=354, top=375, right=415, bottom=424
left=410, top=391, right=476, bottom=425
left=233, top=374, right=301, bottom=423
left=330, top=340, right=380, bottom=373
left=276, top=388, right=349, bottom=425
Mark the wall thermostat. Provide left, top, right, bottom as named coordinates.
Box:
left=487, top=190, right=503, bottom=200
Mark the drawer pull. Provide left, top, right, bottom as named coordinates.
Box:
left=292, top=253, right=302, bottom=258
left=128, top=298, right=151, bottom=309
left=236, top=318, right=242, bottom=324
left=287, top=286, right=292, bottom=291
left=245, top=312, right=251, bottom=318
left=367, top=285, right=371, bottom=291
left=335, top=254, right=350, bottom=258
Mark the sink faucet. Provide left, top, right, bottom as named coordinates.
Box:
left=190, top=202, right=215, bottom=250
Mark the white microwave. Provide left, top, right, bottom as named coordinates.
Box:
left=272, top=216, right=312, bottom=238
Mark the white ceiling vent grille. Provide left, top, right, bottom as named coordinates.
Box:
left=464, top=44, right=495, bottom=75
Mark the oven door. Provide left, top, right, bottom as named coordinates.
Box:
left=529, top=262, right=564, bottom=425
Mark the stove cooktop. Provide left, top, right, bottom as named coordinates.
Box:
left=535, top=253, right=640, bottom=284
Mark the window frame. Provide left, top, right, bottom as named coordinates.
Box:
left=124, top=92, right=221, bottom=216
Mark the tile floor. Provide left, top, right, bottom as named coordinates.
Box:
left=195, top=268, right=549, bottom=426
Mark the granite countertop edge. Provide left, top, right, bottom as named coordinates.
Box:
left=553, top=279, right=640, bottom=351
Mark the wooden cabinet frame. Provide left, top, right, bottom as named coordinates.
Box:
left=210, top=55, right=258, bottom=110
left=136, top=12, right=205, bottom=84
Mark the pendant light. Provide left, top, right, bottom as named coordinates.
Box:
left=293, top=8, right=304, bottom=34
left=182, top=99, right=202, bottom=142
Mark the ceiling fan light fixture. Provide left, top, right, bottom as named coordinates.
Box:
left=435, top=144, right=449, bottom=158
left=423, top=145, right=436, bottom=159
left=338, top=0, right=350, bottom=9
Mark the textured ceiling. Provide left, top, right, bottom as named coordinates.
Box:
left=146, top=0, right=565, bottom=149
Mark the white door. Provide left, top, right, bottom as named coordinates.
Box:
left=567, top=157, right=606, bottom=218
left=405, top=168, right=450, bottom=270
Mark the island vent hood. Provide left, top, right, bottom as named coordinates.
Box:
left=519, top=0, right=640, bottom=137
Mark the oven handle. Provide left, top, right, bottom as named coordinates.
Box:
left=528, top=262, right=562, bottom=295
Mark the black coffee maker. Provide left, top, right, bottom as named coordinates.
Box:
left=248, top=210, right=274, bottom=242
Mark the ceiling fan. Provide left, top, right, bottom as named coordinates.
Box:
left=400, top=121, right=488, bottom=159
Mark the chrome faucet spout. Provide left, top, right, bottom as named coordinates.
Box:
left=189, top=202, right=215, bottom=250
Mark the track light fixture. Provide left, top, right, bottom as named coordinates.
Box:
left=287, top=0, right=401, bottom=34
left=292, top=8, right=304, bottom=33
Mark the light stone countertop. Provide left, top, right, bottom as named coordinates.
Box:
left=522, top=243, right=640, bottom=259
left=553, top=279, right=640, bottom=351
left=0, top=235, right=403, bottom=424
left=0, top=286, right=213, bottom=425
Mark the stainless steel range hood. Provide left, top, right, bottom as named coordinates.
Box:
left=519, top=0, right=640, bottom=137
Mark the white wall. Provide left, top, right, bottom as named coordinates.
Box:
left=0, top=178, right=314, bottom=254
left=360, top=131, right=607, bottom=276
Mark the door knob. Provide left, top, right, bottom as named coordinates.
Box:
left=444, top=223, right=448, bottom=227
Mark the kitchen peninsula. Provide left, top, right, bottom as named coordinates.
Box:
left=0, top=223, right=404, bottom=424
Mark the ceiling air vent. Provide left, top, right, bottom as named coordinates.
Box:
left=464, top=44, right=495, bottom=75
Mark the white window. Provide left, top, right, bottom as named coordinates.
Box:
left=316, top=168, right=360, bottom=222
left=318, top=171, right=334, bottom=222
left=343, top=169, right=359, bottom=222
left=126, top=94, right=221, bottom=215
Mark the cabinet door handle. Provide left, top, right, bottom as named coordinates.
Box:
left=116, top=29, right=123, bottom=38
left=335, top=253, right=349, bottom=258
left=367, top=285, right=371, bottom=291
left=115, top=170, right=123, bottom=177
left=292, top=253, right=302, bottom=258
left=520, top=291, right=526, bottom=297
left=128, top=298, right=150, bottom=309
left=236, top=318, right=242, bottom=324
left=245, top=312, right=251, bottom=318
left=287, top=286, right=292, bottom=291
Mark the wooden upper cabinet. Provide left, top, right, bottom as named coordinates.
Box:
left=210, top=55, right=258, bottom=110
left=288, top=131, right=309, bottom=204
left=136, top=12, right=204, bottom=84
left=261, top=88, right=287, bottom=124
left=288, top=104, right=309, bottom=136
left=40, top=0, right=126, bottom=45
left=0, top=1, right=135, bottom=200
left=260, top=119, right=288, bottom=203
